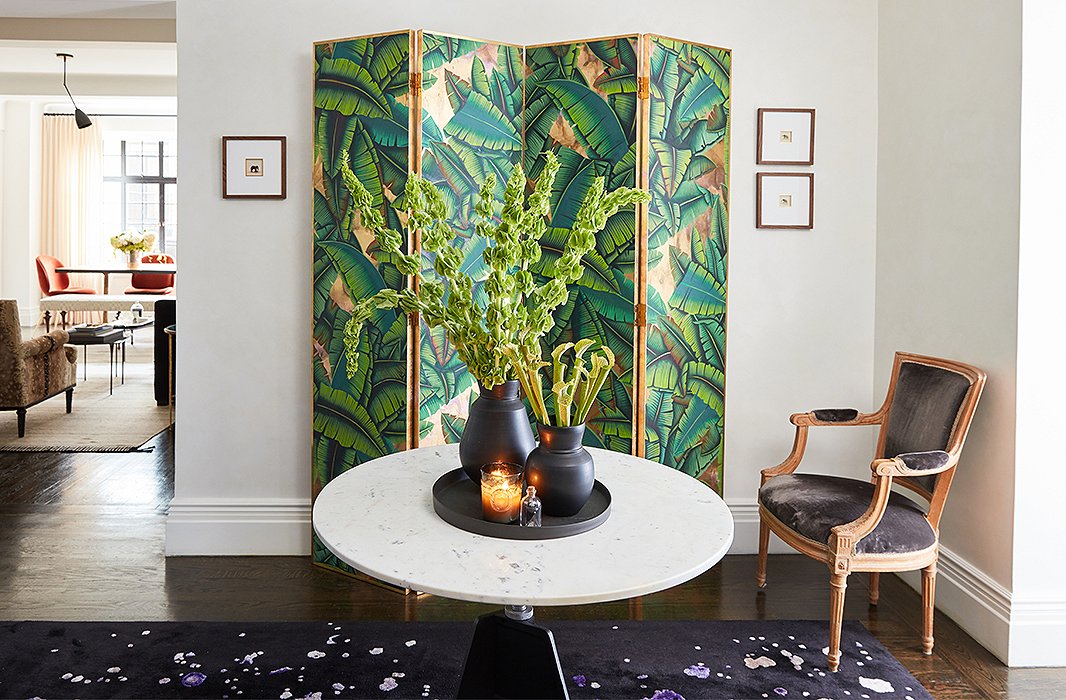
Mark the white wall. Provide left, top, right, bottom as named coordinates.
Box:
left=169, top=0, right=880, bottom=554
left=1011, top=0, right=1066, bottom=667
left=877, top=0, right=1066, bottom=668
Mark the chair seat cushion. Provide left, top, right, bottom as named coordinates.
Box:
left=124, top=286, right=174, bottom=295
left=759, top=474, right=936, bottom=555
left=48, top=287, right=97, bottom=296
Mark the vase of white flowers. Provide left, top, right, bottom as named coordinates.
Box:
left=110, top=229, right=156, bottom=269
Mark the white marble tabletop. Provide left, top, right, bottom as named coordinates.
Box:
left=313, top=444, right=733, bottom=607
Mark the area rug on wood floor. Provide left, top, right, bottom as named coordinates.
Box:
left=0, top=335, right=170, bottom=452
left=0, top=620, right=932, bottom=700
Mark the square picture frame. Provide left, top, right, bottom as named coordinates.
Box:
left=222, top=136, right=287, bottom=199
left=757, top=108, right=815, bottom=165
left=756, top=172, right=814, bottom=229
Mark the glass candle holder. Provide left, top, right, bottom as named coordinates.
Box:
left=480, top=462, right=524, bottom=524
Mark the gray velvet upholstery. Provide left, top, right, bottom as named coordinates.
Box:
left=881, top=361, right=970, bottom=493
left=759, top=474, right=936, bottom=555
left=812, top=408, right=859, bottom=422
left=896, top=450, right=950, bottom=472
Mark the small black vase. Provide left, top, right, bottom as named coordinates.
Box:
left=524, top=424, right=595, bottom=517
left=458, top=380, right=535, bottom=482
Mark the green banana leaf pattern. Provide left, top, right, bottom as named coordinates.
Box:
left=312, top=33, right=412, bottom=571
left=418, top=34, right=523, bottom=446
left=524, top=36, right=640, bottom=453
left=645, top=36, right=730, bottom=491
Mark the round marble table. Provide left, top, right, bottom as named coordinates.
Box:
left=313, top=443, right=733, bottom=699
left=313, top=443, right=733, bottom=606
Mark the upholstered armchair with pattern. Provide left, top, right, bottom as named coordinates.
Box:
left=0, top=300, right=77, bottom=437
left=756, top=352, right=986, bottom=672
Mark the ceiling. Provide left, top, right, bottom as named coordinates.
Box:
left=0, top=39, right=175, bottom=75
left=0, top=0, right=175, bottom=19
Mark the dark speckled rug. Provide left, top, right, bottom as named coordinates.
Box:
left=0, top=619, right=931, bottom=699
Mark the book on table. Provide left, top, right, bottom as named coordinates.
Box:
left=69, top=324, right=115, bottom=336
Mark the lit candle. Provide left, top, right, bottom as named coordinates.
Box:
left=480, top=462, right=524, bottom=524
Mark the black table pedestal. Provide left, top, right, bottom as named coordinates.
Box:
left=457, top=606, right=568, bottom=699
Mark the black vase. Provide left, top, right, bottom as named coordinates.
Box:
left=458, top=380, right=536, bottom=482
left=524, top=424, right=595, bottom=517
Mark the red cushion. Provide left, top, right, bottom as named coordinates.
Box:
left=48, top=287, right=97, bottom=296
left=124, top=286, right=174, bottom=295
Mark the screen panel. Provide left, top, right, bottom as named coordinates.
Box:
left=418, top=33, right=525, bottom=446
left=643, top=35, right=730, bottom=491
left=523, top=35, right=641, bottom=454
left=312, top=32, right=413, bottom=571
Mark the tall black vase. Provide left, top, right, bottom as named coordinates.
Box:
left=458, top=380, right=535, bottom=482
left=524, top=424, right=595, bottom=517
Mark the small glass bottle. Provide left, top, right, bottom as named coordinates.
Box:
left=521, top=486, right=542, bottom=527
left=130, top=301, right=144, bottom=318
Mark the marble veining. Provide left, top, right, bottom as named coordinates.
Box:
left=313, top=445, right=733, bottom=606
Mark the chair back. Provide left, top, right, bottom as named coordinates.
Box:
left=0, top=300, right=26, bottom=406
left=875, top=352, right=986, bottom=527
left=35, top=255, right=71, bottom=296
left=131, top=253, right=175, bottom=289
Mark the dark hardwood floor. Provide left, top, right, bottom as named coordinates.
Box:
left=0, top=431, right=1060, bottom=698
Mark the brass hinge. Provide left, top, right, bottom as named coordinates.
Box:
left=635, top=303, right=647, bottom=327
left=637, top=76, right=649, bottom=100
left=409, top=72, right=423, bottom=97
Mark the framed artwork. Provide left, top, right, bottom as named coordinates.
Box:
left=756, top=108, right=815, bottom=165
left=222, top=136, right=286, bottom=199
left=756, top=173, right=814, bottom=229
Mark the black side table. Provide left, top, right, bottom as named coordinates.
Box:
left=65, top=329, right=127, bottom=396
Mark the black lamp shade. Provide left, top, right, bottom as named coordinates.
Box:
left=74, top=109, right=92, bottom=129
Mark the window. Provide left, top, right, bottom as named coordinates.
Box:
left=103, top=139, right=178, bottom=256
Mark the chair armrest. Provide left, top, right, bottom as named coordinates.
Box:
left=872, top=451, right=956, bottom=478
left=828, top=460, right=898, bottom=564
left=791, top=409, right=883, bottom=427
left=20, top=330, right=69, bottom=359
left=763, top=407, right=883, bottom=484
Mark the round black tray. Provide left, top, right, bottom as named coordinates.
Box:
left=431, top=468, right=611, bottom=540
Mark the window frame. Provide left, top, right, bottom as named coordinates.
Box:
left=103, top=139, right=177, bottom=252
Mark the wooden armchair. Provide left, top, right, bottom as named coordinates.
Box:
left=0, top=300, right=77, bottom=436
left=756, top=352, right=986, bottom=672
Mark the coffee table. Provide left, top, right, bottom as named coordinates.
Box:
left=313, top=444, right=733, bottom=699
left=65, top=329, right=127, bottom=395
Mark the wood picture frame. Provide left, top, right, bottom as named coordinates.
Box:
left=756, top=108, right=815, bottom=165
left=756, top=172, right=814, bottom=229
left=222, top=136, right=287, bottom=199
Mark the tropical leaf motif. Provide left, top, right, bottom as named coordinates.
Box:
left=444, top=91, right=521, bottom=151
left=418, top=37, right=524, bottom=446
left=644, top=36, right=730, bottom=488
left=540, top=79, right=629, bottom=164
left=314, top=57, right=389, bottom=118
left=314, top=383, right=390, bottom=457
left=313, top=34, right=409, bottom=571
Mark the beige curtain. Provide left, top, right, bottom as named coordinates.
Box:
left=40, top=115, right=106, bottom=294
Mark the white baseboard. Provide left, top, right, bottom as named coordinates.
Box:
left=898, top=545, right=1012, bottom=663
left=165, top=497, right=311, bottom=555
left=725, top=499, right=792, bottom=555
left=1007, top=597, right=1066, bottom=667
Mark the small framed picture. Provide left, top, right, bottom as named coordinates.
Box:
left=757, top=108, right=815, bottom=165
left=222, top=136, right=286, bottom=199
left=756, top=173, right=814, bottom=229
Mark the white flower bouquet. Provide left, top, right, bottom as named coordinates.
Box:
left=110, top=229, right=157, bottom=255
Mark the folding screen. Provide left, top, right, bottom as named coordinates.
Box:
left=313, top=32, right=730, bottom=574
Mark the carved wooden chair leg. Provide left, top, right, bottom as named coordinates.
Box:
left=922, top=561, right=937, bottom=655
left=828, top=571, right=848, bottom=672
left=756, top=519, right=770, bottom=588
left=868, top=571, right=880, bottom=606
